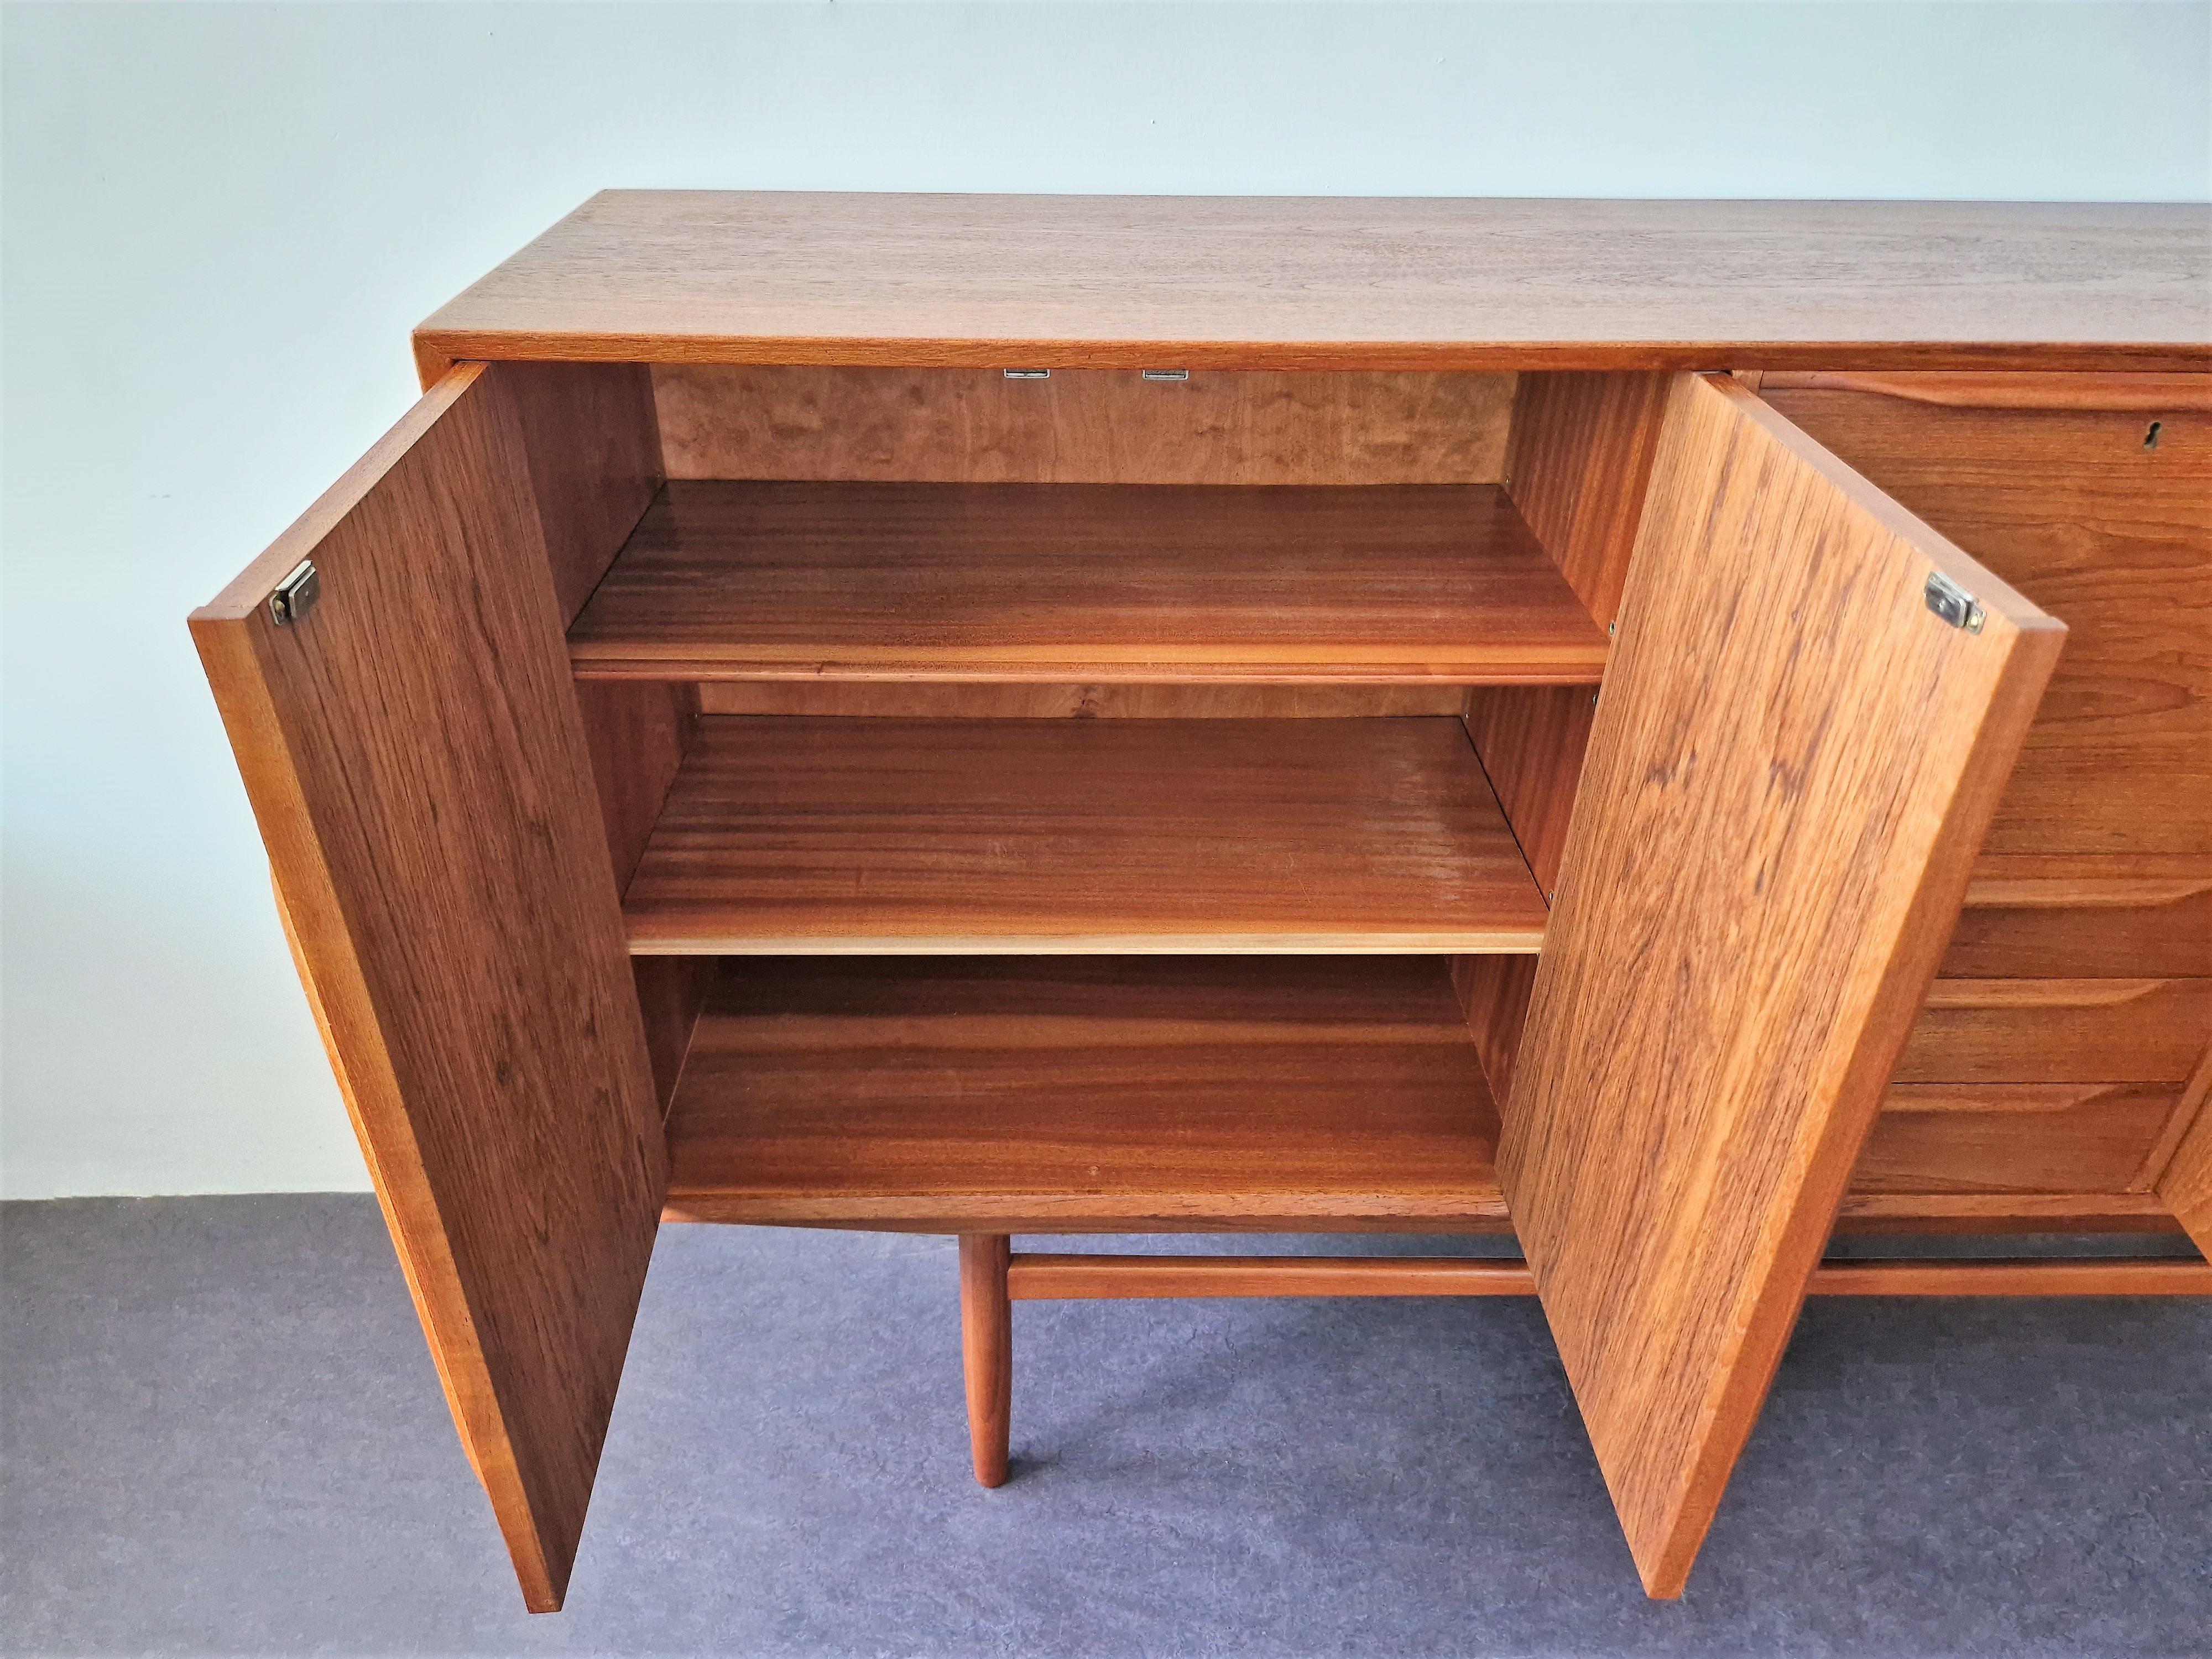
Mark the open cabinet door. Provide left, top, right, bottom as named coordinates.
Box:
left=1498, top=374, right=2063, bottom=1598
left=190, top=363, right=665, bottom=1611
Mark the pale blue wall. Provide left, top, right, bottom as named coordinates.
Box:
left=4, top=1, right=2208, bottom=1196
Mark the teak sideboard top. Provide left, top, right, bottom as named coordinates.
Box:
left=194, top=190, right=2211, bottom=1615
left=413, top=192, right=2212, bottom=380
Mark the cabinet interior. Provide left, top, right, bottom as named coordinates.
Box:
left=539, top=363, right=1640, bottom=1229
left=516, top=362, right=2169, bottom=1234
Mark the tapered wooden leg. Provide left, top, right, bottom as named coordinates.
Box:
left=958, top=1234, right=1011, bottom=1488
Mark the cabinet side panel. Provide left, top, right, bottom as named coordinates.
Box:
left=1503, top=371, right=1672, bottom=628
left=501, top=361, right=664, bottom=626
left=1459, top=373, right=1665, bottom=1107
left=189, top=363, right=665, bottom=1612
left=1460, top=685, right=1594, bottom=899
left=1499, top=373, right=2062, bottom=1597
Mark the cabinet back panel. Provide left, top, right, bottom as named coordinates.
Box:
left=652, top=366, right=1516, bottom=484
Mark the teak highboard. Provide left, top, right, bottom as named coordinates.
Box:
left=191, top=192, right=2212, bottom=1610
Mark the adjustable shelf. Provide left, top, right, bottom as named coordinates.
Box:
left=659, top=956, right=1509, bottom=1228
left=567, top=481, right=1609, bottom=684
left=621, top=716, right=1550, bottom=954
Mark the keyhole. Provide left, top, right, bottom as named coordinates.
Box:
left=2143, top=420, right=2162, bottom=450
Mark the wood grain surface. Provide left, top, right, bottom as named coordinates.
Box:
left=1009, top=1254, right=1538, bottom=1298
left=1834, top=1192, right=2182, bottom=1230
left=567, top=481, right=1608, bottom=684
left=1943, top=854, right=2212, bottom=978
left=1503, top=371, right=1673, bottom=627
left=1002, top=1254, right=2212, bottom=1298
left=1452, top=953, right=1538, bottom=1109
left=498, top=362, right=664, bottom=625
left=573, top=680, right=696, bottom=890
left=1761, top=371, right=2212, bottom=412
left=412, top=193, right=2212, bottom=379
left=1496, top=373, right=2063, bottom=1598
left=958, top=1235, right=1013, bottom=1488
left=1856, top=1083, right=2180, bottom=1194
left=2156, top=1097, right=2212, bottom=1255
left=622, top=717, right=1550, bottom=954
left=1893, top=978, right=2210, bottom=1083
left=1459, top=685, right=1597, bottom=898
left=653, top=365, right=1516, bottom=483
left=1761, top=380, right=2210, bottom=858
left=189, top=363, right=664, bottom=1613
left=694, top=682, right=1470, bottom=719
left=660, top=958, right=1510, bottom=1227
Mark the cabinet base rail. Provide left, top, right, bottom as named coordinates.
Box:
left=1001, top=1251, right=2212, bottom=1300
left=955, top=1240, right=2211, bottom=1490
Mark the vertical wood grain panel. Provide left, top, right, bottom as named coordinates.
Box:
left=632, top=956, right=712, bottom=1119
left=1503, top=371, right=1672, bottom=627
left=1451, top=953, right=1537, bottom=1109
left=653, top=366, right=1516, bottom=483
left=575, top=681, right=697, bottom=893
left=500, top=362, right=664, bottom=625
left=1459, top=374, right=1665, bottom=1123
left=1459, top=685, right=1597, bottom=899
left=1499, top=373, right=2063, bottom=1599
left=189, top=363, right=664, bottom=1613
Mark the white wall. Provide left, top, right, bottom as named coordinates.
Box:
left=4, top=1, right=2207, bottom=1199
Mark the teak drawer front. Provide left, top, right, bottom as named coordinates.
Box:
left=1855, top=1084, right=2178, bottom=1194
left=1752, top=372, right=2203, bottom=863
left=1498, top=374, right=2060, bottom=1598
left=1897, top=978, right=2210, bottom=1083
left=1942, top=854, right=2212, bottom=978
left=1759, top=375, right=2211, bottom=860
left=189, top=361, right=665, bottom=1614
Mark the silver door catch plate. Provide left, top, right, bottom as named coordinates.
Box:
left=269, top=559, right=320, bottom=627
left=1923, top=570, right=1985, bottom=634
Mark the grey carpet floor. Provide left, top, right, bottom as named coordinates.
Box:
left=3, top=1197, right=2209, bottom=1658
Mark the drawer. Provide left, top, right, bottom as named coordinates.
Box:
left=1760, top=375, right=2211, bottom=860
left=1896, top=978, right=2210, bottom=1083
left=1853, top=1083, right=2178, bottom=1194
left=1940, top=854, right=2212, bottom=978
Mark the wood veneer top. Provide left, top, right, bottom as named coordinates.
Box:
left=660, top=956, right=1510, bottom=1226
left=414, top=192, right=2212, bottom=378
left=567, top=481, right=1608, bottom=684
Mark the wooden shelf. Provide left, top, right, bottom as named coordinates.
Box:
left=567, top=481, right=1608, bottom=684
left=660, top=957, right=1508, bottom=1228
left=622, top=716, right=1550, bottom=954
